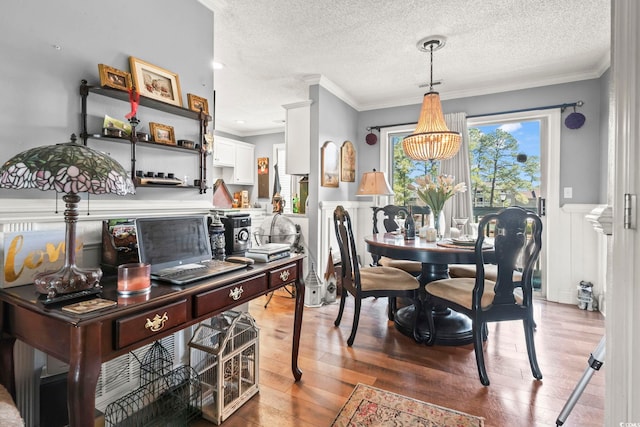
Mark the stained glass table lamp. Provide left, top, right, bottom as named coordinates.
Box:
left=0, top=134, right=135, bottom=299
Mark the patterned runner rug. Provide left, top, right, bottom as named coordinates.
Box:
left=331, top=383, right=484, bottom=427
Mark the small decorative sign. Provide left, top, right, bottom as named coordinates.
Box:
left=2, top=230, right=83, bottom=288
left=340, top=140, right=356, bottom=182
left=321, top=141, right=339, bottom=187
left=258, top=157, right=269, bottom=198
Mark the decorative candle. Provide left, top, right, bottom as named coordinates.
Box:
left=117, top=263, right=151, bottom=295
left=425, top=227, right=437, bottom=242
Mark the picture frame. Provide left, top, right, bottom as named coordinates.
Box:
left=340, top=140, right=356, bottom=182
left=129, top=56, right=183, bottom=107
left=98, top=64, right=132, bottom=91
left=149, top=122, right=176, bottom=145
left=321, top=141, right=339, bottom=187
left=187, top=93, right=209, bottom=115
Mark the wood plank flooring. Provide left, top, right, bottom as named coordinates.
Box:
left=191, top=289, right=604, bottom=427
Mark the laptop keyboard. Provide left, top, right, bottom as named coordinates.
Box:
left=156, top=264, right=208, bottom=279
left=153, top=260, right=247, bottom=283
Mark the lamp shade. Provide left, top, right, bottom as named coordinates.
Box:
left=0, top=138, right=135, bottom=195
left=402, top=91, right=461, bottom=160
left=356, top=170, right=394, bottom=196
left=0, top=135, right=135, bottom=299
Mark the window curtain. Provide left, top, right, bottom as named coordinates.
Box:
left=440, top=112, right=473, bottom=232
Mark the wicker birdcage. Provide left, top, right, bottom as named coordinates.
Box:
left=189, top=311, right=260, bottom=425
left=104, top=342, right=202, bottom=427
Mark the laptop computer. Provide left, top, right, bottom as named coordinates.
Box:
left=135, top=215, right=247, bottom=285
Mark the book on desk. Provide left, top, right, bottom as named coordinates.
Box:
left=246, top=243, right=291, bottom=263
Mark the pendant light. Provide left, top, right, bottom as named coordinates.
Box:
left=403, top=36, right=461, bottom=161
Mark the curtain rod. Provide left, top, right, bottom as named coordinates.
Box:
left=367, top=100, right=584, bottom=131
left=466, top=100, right=583, bottom=119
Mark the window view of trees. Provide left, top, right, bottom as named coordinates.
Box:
left=390, top=133, right=438, bottom=206
left=469, top=125, right=540, bottom=209
left=390, top=120, right=540, bottom=213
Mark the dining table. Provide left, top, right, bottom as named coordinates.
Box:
left=365, top=233, right=495, bottom=346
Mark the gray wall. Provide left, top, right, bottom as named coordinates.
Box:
left=358, top=77, right=608, bottom=205
left=0, top=0, right=214, bottom=202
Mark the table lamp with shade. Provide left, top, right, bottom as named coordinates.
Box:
left=356, top=168, right=395, bottom=228
left=0, top=134, right=135, bottom=300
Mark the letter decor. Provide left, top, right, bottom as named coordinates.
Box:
left=2, top=230, right=83, bottom=288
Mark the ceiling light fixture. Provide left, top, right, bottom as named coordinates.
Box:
left=403, top=36, right=461, bottom=161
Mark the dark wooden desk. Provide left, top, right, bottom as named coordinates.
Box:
left=365, top=234, right=494, bottom=346
left=0, top=255, right=305, bottom=426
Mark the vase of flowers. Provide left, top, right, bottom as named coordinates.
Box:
left=414, top=174, right=467, bottom=240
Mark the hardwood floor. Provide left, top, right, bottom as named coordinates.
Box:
left=191, top=289, right=605, bottom=427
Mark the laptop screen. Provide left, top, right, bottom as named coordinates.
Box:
left=136, top=215, right=212, bottom=273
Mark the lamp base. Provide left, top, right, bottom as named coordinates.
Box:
left=34, top=264, right=103, bottom=300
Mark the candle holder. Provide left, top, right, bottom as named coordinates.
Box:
left=117, top=263, right=151, bottom=295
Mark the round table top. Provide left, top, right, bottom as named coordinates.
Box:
left=365, top=233, right=494, bottom=265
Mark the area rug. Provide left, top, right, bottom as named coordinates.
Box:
left=331, top=383, right=484, bottom=427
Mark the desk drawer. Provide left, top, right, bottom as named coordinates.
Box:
left=194, top=274, right=267, bottom=317
left=269, top=264, right=297, bottom=288
left=116, top=299, right=188, bottom=349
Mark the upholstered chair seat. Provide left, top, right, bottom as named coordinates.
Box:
left=359, top=266, right=420, bottom=291
left=426, top=277, right=523, bottom=309
left=0, top=385, right=24, bottom=427
left=378, top=257, right=422, bottom=274
left=448, top=264, right=523, bottom=283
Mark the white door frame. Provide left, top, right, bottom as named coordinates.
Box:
left=467, top=109, right=561, bottom=300
left=608, top=0, right=640, bottom=422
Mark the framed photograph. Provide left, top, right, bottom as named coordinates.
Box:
left=321, top=141, right=339, bottom=187
left=129, top=56, right=183, bottom=107
left=340, top=140, right=356, bottom=182
left=98, top=64, right=132, bottom=91
left=187, top=93, right=209, bottom=115
left=149, top=122, right=176, bottom=145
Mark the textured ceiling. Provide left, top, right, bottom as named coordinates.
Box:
left=203, top=0, right=610, bottom=136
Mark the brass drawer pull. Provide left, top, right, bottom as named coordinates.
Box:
left=279, top=270, right=290, bottom=282
left=229, top=286, right=244, bottom=301
left=145, top=312, right=169, bottom=332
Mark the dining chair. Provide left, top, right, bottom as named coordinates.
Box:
left=333, top=205, right=421, bottom=346
left=424, top=206, right=543, bottom=386
left=371, top=205, right=423, bottom=319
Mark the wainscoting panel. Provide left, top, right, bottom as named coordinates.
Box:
left=546, top=204, right=603, bottom=306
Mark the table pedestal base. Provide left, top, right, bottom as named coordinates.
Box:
left=394, top=261, right=474, bottom=346
left=394, top=305, right=473, bottom=346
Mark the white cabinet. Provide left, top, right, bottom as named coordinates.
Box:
left=212, top=137, right=235, bottom=167
left=218, top=138, right=255, bottom=185
left=231, top=143, right=255, bottom=184
left=283, top=100, right=312, bottom=175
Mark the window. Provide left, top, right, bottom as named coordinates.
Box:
left=468, top=120, right=541, bottom=214
left=388, top=130, right=439, bottom=206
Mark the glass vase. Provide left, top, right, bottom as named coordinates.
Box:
left=432, top=210, right=446, bottom=241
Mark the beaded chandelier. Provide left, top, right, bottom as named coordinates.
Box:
left=403, top=37, right=461, bottom=161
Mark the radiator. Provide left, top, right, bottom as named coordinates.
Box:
left=14, top=329, right=192, bottom=426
